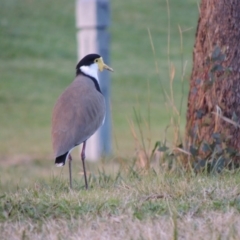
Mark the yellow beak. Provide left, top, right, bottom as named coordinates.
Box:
left=98, top=57, right=114, bottom=72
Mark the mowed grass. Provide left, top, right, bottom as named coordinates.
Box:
left=3, top=0, right=236, bottom=239
left=0, top=0, right=199, bottom=160
left=1, top=160, right=240, bottom=239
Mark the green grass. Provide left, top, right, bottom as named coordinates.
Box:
left=1, top=160, right=240, bottom=239
left=0, top=1, right=210, bottom=238
left=111, top=0, right=199, bottom=155
left=0, top=0, right=199, bottom=160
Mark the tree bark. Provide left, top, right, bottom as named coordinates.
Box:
left=186, top=0, right=240, bottom=165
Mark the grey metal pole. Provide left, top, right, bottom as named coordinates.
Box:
left=75, top=0, right=111, bottom=161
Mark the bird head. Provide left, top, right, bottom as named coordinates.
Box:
left=76, top=54, right=113, bottom=78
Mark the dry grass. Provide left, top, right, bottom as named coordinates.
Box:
left=1, top=211, right=240, bottom=240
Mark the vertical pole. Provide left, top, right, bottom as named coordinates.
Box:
left=75, top=0, right=111, bottom=161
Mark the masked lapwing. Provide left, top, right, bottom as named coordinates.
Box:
left=51, top=53, right=113, bottom=189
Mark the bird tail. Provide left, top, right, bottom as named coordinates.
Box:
left=55, top=152, right=68, bottom=167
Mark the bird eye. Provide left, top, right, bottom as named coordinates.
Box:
left=95, top=59, right=98, bottom=63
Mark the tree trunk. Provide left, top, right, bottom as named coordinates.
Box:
left=186, top=0, right=240, bottom=167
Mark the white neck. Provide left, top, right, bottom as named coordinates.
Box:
left=80, top=63, right=99, bottom=83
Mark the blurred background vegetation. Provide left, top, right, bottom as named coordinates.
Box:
left=0, top=0, right=199, bottom=163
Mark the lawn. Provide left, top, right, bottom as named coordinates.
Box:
left=0, top=0, right=199, bottom=161
left=1, top=160, right=240, bottom=239
left=4, top=1, right=237, bottom=239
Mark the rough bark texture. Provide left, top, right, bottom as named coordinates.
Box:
left=186, top=0, right=240, bottom=162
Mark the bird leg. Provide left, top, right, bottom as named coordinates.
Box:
left=81, top=141, right=88, bottom=189
left=68, top=154, right=73, bottom=189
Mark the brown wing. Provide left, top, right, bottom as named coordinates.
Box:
left=51, top=75, right=106, bottom=157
